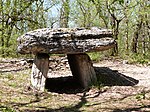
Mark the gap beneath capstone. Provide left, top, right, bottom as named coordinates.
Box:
left=45, top=55, right=83, bottom=94
left=45, top=53, right=97, bottom=93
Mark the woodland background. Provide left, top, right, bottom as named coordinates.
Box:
left=0, top=0, right=149, bottom=63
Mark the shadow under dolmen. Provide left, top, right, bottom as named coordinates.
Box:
left=45, top=66, right=139, bottom=93
left=95, top=67, right=139, bottom=86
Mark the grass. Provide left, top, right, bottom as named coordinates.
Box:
left=0, top=61, right=150, bottom=112
left=0, top=105, right=16, bottom=112
left=118, top=52, right=150, bottom=65
left=129, top=53, right=150, bottom=64
left=0, top=69, right=82, bottom=111
left=88, top=51, right=111, bottom=62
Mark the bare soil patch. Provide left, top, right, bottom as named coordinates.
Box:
left=0, top=57, right=150, bottom=112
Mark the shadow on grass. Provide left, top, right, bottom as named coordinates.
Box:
left=23, top=92, right=87, bottom=112
left=6, top=92, right=88, bottom=112
left=94, top=67, right=139, bottom=86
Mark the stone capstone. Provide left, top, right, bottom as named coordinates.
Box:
left=17, top=27, right=115, bottom=54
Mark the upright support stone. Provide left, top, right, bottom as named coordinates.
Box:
left=67, top=53, right=97, bottom=88
left=31, top=53, right=49, bottom=91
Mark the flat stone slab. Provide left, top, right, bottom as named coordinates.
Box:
left=17, top=27, right=115, bottom=54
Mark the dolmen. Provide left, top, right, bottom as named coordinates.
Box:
left=17, top=27, right=116, bottom=91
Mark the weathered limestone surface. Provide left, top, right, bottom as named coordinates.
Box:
left=17, top=27, right=115, bottom=54
left=31, top=53, right=49, bottom=91
left=17, top=27, right=116, bottom=91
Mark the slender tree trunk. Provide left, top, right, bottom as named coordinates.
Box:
left=0, top=0, right=4, bottom=56
left=131, top=21, right=142, bottom=53
left=5, top=26, right=14, bottom=47
left=60, top=0, right=70, bottom=28
left=142, top=23, right=146, bottom=54
left=111, top=19, right=121, bottom=55
left=125, top=19, right=129, bottom=53
left=146, top=19, right=150, bottom=53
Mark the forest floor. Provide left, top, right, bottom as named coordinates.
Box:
left=0, top=57, right=150, bottom=112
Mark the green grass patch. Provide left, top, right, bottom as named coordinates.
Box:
left=88, top=52, right=102, bottom=62
left=126, top=53, right=149, bottom=64
left=0, top=106, right=16, bottom=112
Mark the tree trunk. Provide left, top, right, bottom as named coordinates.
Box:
left=67, top=53, right=97, bottom=88
left=6, top=26, right=14, bottom=47
left=110, top=17, right=121, bottom=56
left=125, top=19, right=129, bottom=54
left=131, top=31, right=138, bottom=53
left=31, top=53, right=49, bottom=91
left=132, top=21, right=142, bottom=53
left=60, top=0, right=70, bottom=28
left=0, top=0, right=4, bottom=56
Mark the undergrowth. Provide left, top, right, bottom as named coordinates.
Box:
left=120, top=53, right=150, bottom=65
left=0, top=106, right=16, bottom=112
left=89, top=51, right=150, bottom=65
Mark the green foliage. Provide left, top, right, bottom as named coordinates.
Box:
left=120, top=52, right=150, bottom=65
left=0, top=0, right=149, bottom=63
left=0, top=106, right=16, bottom=112
left=136, top=92, right=146, bottom=101
left=128, top=53, right=150, bottom=64
left=88, top=52, right=101, bottom=62
left=88, top=50, right=113, bottom=62
left=0, top=0, right=57, bottom=58
left=0, top=47, right=17, bottom=58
